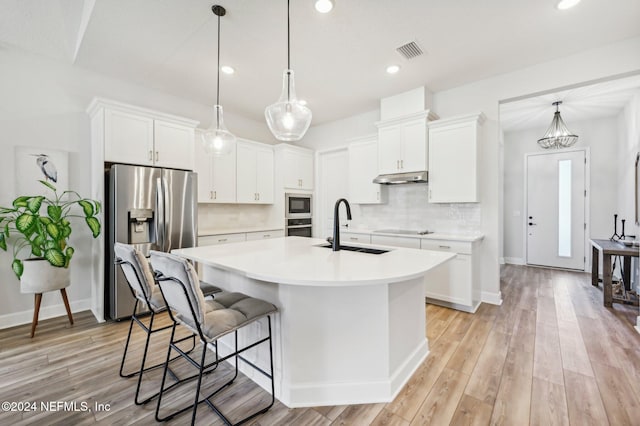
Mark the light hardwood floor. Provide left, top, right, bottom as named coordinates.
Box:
left=1, top=265, right=640, bottom=425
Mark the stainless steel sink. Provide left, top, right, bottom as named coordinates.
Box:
left=317, top=243, right=389, bottom=255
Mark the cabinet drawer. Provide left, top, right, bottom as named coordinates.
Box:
left=371, top=235, right=420, bottom=249
left=246, top=230, right=284, bottom=241
left=341, top=232, right=372, bottom=244
left=198, top=233, right=246, bottom=246
left=420, top=239, right=472, bottom=255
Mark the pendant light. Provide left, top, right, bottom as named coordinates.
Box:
left=202, top=5, right=236, bottom=157
left=265, top=0, right=312, bottom=141
left=537, top=101, right=578, bottom=149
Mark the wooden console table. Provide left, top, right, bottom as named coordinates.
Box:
left=591, top=239, right=639, bottom=307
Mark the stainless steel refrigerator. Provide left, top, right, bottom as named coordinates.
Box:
left=106, top=164, right=197, bottom=320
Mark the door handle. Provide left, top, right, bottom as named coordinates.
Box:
left=529, top=222, right=537, bottom=226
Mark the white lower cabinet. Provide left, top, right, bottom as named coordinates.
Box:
left=421, top=239, right=481, bottom=313
left=371, top=235, right=421, bottom=249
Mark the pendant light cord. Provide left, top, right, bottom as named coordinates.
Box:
left=216, top=12, right=221, bottom=106
left=287, top=0, right=290, bottom=70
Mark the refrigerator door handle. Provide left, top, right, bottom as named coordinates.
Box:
left=156, top=177, right=165, bottom=252
left=163, top=176, right=172, bottom=252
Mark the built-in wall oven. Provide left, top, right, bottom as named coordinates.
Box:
left=285, top=193, right=312, bottom=237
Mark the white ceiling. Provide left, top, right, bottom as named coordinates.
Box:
left=500, top=74, right=640, bottom=133
left=1, top=0, right=640, bottom=126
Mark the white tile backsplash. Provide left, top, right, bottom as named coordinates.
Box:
left=198, top=204, right=277, bottom=231
left=350, top=184, right=481, bottom=233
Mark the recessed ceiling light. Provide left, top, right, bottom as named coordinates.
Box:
left=314, top=0, right=334, bottom=13
left=298, top=99, right=308, bottom=106
left=220, top=65, right=235, bottom=75
left=556, top=0, right=581, bottom=10
left=386, top=65, right=401, bottom=74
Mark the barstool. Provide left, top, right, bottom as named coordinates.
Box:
left=150, top=250, right=277, bottom=425
left=113, top=243, right=221, bottom=405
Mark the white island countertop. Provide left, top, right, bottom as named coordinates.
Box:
left=173, top=236, right=454, bottom=287
left=173, top=235, right=456, bottom=408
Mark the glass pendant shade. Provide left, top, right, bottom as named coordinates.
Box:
left=202, top=105, right=235, bottom=157
left=265, top=69, right=312, bottom=141
left=537, top=102, right=578, bottom=149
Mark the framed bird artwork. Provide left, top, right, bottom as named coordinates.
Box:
left=14, top=147, right=69, bottom=197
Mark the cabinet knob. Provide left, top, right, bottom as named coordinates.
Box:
left=438, top=245, right=451, bottom=249
left=209, top=191, right=213, bottom=200
left=218, top=238, right=227, bottom=242
left=400, top=159, right=404, bottom=169
left=214, top=191, right=216, bottom=200
left=155, top=151, right=159, bottom=162
left=148, top=150, right=153, bottom=161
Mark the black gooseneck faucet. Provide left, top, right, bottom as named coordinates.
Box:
left=332, top=198, right=352, bottom=251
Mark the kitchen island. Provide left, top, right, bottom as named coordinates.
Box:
left=172, top=236, right=454, bottom=407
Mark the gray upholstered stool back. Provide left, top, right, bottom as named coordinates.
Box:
left=114, top=242, right=156, bottom=307
left=149, top=251, right=207, bottom=328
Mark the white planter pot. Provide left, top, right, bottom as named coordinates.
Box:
left=20, top=259, right=70, bottom=294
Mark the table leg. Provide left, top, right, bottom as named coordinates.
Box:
left=623, top=256, right=632, bottom=291
left=592, top=245, right=599, bottom=287
left=603, top=253, right=613, bottom=308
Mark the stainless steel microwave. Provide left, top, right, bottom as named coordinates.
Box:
left=285, top=193, right=312, bottom=218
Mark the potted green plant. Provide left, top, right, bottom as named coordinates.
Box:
left=0, top=180, right=101, bottom=291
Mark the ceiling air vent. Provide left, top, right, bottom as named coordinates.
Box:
left=396, top=41, right=424, bottom=60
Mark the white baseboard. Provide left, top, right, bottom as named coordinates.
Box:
left=481, top=291, right=503, bottom=306
left=0, top=298, right=91, bottom=330
left=504, top=257, right=525, bottom=265
left=499, top=257, right=505, bottom=265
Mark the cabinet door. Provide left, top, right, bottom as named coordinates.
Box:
left=211, top=149, right=237, bottom=203
left=282, top=149, right=314, bottom=190
left=298, top=151, right=314, bottom=190
left=428, top=122, right=477, bottom=203
left=193, top=133, right=213, bottom=203
left=104, top=109, right=154, bottom=165
left=401, top=119, right=427, bottom=172
left=378, top=125, right=401, bottom=174
left=153, top=120, right=194, bottom=170
left=255, top=146, right=274, bottom=204
left=236, top=142, right=258, bottom=203
left=348, top=140, right=386, bottom=204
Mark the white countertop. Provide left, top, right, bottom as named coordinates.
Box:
left=198, top=226, right=284, bottom=237
left=343, top=228, right=484, bottom=242
left=173, top=236, right=454, bottom=287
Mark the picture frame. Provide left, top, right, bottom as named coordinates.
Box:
left=15, top=147, right=69, bottom=197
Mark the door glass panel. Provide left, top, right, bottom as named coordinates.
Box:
left=558, top=159, right=571, bottom=257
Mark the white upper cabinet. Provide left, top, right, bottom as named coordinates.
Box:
left=376, top=110, right=436, bottom=175
left=153, top=120, right=195, bottom=169
left=277, top=145, right=314, bottom=190
left=347, top=136, right=387, bottom=204
left=193, top=130, right=236, bottom=203
left=104, top=109, right=154, bottom=166
left=89, top=98, right=198, bottom=171
left=428, top=113, right=485, bottom=203
left=236, top=139, right=274, bottom=204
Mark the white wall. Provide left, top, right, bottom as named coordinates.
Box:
left=0, top=46, right=274, bottom=327
left=503, top=116, right=620, bottom=263
left=302, top=36, right=640, bottom=304
left=617, top=91, right=640, bottom=240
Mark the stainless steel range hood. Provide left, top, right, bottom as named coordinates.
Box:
left=373, top=171, right=428, bottom=185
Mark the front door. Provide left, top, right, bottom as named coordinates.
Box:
left=526, top=150, right=586, bottom=270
